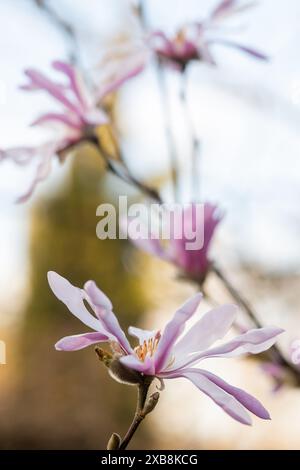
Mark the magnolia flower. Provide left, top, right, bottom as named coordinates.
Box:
left=114, top=0, right=268, bottom=74
left=48, top=271, right=283, bottom=425
left=127, top=203, right=222, bottom=283
left=0, top=60, right=136, bottom=202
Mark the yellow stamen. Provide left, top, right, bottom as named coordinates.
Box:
left=134, top=332, right=161, bottom=362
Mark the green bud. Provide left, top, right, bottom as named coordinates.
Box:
left=106, top=433, right=121, bottom=450
left=142, top=392, right=160, bottom=416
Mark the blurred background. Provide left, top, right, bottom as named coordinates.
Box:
left=0, top=0, right=300, bottom=449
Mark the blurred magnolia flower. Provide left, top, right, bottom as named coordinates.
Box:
left=260, top=362, right=286, bottom=393
left=126, top=203, right=222, bottom=283
left=111, top=0, right=267, bottom=74
left=0, top=60, right=135, bottom=202
left=290, top=340, right=300, bottom=365
left=48, top=271, right=283, bottom=425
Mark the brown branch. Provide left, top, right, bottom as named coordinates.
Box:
left=34, top=0, right=78, bottom=63
left=212, top=264, right=300, bottom=385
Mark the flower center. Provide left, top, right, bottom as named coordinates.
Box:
left=134, top=332, right=161, bottom=362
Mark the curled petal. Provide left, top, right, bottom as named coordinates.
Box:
left=47, top=272, right=102, bottom=332
left=84, top=280, right=132, bottom=354
left=16, top=143, right=55, bottom=203
left=0, top=147, right=37, bottom=165
left=55, top=332, right=109, bottom=351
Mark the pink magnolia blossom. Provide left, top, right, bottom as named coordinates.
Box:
left=48, top=271, right=283, bottom=425
left=0, top=60, right=137, bottom=202
left=127, top=203, right=222, bottom=282
left=118, top=0, right=268, bottom=74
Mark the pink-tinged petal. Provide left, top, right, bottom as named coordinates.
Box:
left=197, top=43, right=217, bottom=66
left=199, top=369, right=270, bottom=420
left=154, top=293, right=203, bottom=373
left=120, top=354, right=155, bottom=375
left=123, top=215, right=168, bottom=260
left=208, top=39, right=268, bottom=61
left=52, top=61, right=88, bottom=110
left=162, top=368, right=252, bottom=425
left=210, top=0, right=256, bottom=21
left=97, top=54, right=146, bottom=101
left=47, top=272, right=102, bottom=332
left=16, top=143, right=55, bottom=203
left=0, top=147, right=37, bottom=165
left=31, top=112, right=82, bottom=130
left=179, top=327, right=284, bottom=368
left=210, top=0, right=236, bottom=19
left=55, top=332, right=109, bottom=351
left=21, top=69, right=82, bottom=115
left=83, top=281, right=112, bottom=310
left=82, top=109, right=109, bottom=126
left=149, top=30, right=174, bottom=57
left=171, top=304, right=237, bottom=368
left=84, top=280, right=132, bottom=354
left=128, top=326, right=158, bottom=345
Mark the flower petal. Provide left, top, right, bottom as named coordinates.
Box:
left=52, top=61, right=88, bottom=110
left=31, top=112, right=82, bottom=130
left=154, top=293, right=203, bottom=373
left=55, top=332, right=109, bottom=351
left=0, top=147, right=37, bottom=165
left=119, top=354, right=154, bottom=375
left=199, top=369, right=270, bottom=420
left=162, top=368, right=252, bottom=425
left=179, top=327, right=284, bottom=368
left=47, top=272, right=102, bottom=332
left=97, top=53, right=146, bottom=101
left=16, top=142, right=56, bottom=203
left=128, top=326, right=157, bottom=345
left=208, top=39, right=268, bottom=61
left=84, top=280, right=132, bottom=354
left=170, top=304, right=237, bottom=369
left=21, top=68, right=82, bottom=115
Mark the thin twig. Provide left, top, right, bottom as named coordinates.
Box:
left=179, top=73, right=202, bottom=201
left=34, top=0, right=78, bottom=63
left=135, top=0, right=179, bottom=201
left=59, top=134, right=162, bottom=202
left=119, top=377, right=153, bottom=450
left=156, top=64, right=180, bottom=202
left=212, top=264, right=300, bottom=385
left=93, top=136, right=162, bottom=203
